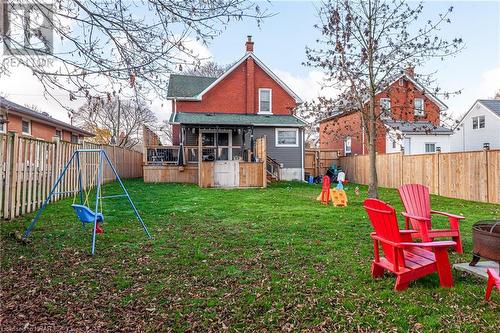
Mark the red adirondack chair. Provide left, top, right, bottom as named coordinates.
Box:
left=486, top=268, right=500, bottom=301
left=398, top=184, right=465, bottom=253
left=364, top=198, right=456, bottom=291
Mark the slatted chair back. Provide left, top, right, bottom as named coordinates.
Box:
left=364, top=199, right=404, bottom=266
left=398, top=184, right=432, bottom=219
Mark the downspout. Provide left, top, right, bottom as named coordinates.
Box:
left=301, top=128, right=304, bottom=181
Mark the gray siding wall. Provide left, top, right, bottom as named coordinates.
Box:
left=250, top=127, right=304, bottom=169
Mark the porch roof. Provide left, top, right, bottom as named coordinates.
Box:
left=169, top=112, right=306, bottom=127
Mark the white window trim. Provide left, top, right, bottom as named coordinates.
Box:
left=425, top=142, right=436, bottom=153
left=472, top=115, right=485, bottom=129
left=22, top=119, right=31, bottom=135
left=344, top=136, right=352, bottom=154
left=0, top=114, right=6, bottom=133
left=275, top=128, right=299, bottom=147
left=380, top=98, right=391, bottom=119
left=414, top=98, right=425, bottom=116
left=258, top=88, right=272, bottom=114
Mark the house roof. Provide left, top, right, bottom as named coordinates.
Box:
left=167, top=53, right=303, bottom=103
left=385, top=120, right=453, bottom=135
left=477, top=99, right=500, bottom=117
left=167, top=74, right=217, bottom=98
left=169, top=112, right=306, bottom=127
left=0, top=97, right=94, bottom=136
left=454, top=99, right=500, bottom=129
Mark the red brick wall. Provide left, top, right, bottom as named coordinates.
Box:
left=320, top=113, right=386, bottom=155
left=319, top=77, right=442, bottom=155
left=176, top=57, right=296, bottom=115
left=3, top=112, right=84, bottom=142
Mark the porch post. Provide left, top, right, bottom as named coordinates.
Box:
left=250, top=126, right=254, bottom=162
left=197, top=129, right=202, bottom=187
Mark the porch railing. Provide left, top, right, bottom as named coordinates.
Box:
left=266, top=156, right=282, bottom=180
left=147, top=146, right=199, bottom=164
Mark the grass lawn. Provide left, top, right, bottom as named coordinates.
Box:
left=1, top=180, right=499, bottom=332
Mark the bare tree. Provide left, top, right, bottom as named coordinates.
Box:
left=74, top=97, right=157, bottom=148
left=306, top=0, right=463, bottom=197
left=184, top=61, right=233, bottom=78
left=1, top=1, right=270, bottom=108
left=493, top=90, right=500, bottom=99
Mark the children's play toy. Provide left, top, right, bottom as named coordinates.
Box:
left=23, top=149, right=152, bottom=255
left=316, top=174, right=348, bottom=207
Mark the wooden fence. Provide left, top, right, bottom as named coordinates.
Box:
left=339, top=149, right=500, bottom=204
left=304, top=148, right=340, bottom=177
left=0, top=133, right=143, bottom=219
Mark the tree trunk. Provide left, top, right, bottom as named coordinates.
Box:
left=367, top=99, right=378, bottom=198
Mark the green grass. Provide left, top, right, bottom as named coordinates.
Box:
left=1, top=180, right=499, bottom=332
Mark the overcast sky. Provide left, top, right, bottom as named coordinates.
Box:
left=1, top=0, right=499, bottom=124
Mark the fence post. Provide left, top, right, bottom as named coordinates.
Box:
left=9, top=132, right=19, bottom=219
left=483, top=145, right=490, bottom=203
left=399, top=150, right=404, bottom=187
left=3, top=133, right=13, bottom=219
left=436, top=149, right=441, bottom=196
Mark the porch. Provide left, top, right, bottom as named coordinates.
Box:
left=143, top=124, right=279, bottom=188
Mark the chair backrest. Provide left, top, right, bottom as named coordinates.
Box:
left=398, top=184, right=431, bottom=219
left=364, top=199, right=403, bottom=265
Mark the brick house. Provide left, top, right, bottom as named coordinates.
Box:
left=0, top=97, right=94, bottom=143
left=165, top=36, right=305, bottom=182
left=319, top=69, right=453, bottom=155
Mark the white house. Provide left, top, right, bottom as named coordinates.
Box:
left=385, top=120, right=454, bottom=155
left=450, top=99, right=500, bottom=152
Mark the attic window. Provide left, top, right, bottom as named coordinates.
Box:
left=259, top=88, right=272, bottom=114
left=414, top=98, right=424, bottom=116
left=399, top=78, right=404, bottom=86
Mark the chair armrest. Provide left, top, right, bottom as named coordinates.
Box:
left=431, top=210, right=465, bottom=220
left=400, top=230, right=418, bottom=235
left=401, top=212, right=431, bottom=222
left=400, top=240, right=456, bottom=248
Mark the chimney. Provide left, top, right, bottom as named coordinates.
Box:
left=405, top=66, right=415, bottom=78
left=245, top=35, right=254, bottom=53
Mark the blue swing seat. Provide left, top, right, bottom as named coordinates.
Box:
left=71, top=204, right=104, bottom=224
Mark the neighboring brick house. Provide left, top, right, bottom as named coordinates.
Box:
left=167, top=36, right=305, bottom=180
left=319, top=69, right=453, bottom=155
left=0, top=97, right=94, bottom=143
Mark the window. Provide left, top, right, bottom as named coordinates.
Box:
left=275, top=128, right=298, bottom=147
left=414, top=98, right=424, bottom=116
left=0, top=114, right=5, bottom=133
left=380, top=98, right=391, bottom=119
left=425, top=143, right=436, bottom=153
left=344, top=136, right=352, bottom=154
left=201, top=130, right=232, bottom=160
left=472, top=116, right=485, bottom=129
left=55, top=129, right=62, bottom=139
left=22, top=119, right=31, bottom=135
left=259, top=88, right=272, bottom=113
left=71, top=134, right=79, bottom=143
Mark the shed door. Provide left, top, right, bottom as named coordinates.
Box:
left=214, top=161, right=239, bottom=188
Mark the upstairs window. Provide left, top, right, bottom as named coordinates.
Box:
left=55, top=129, right=62, bottom=139
left=472, top=116, right=485, bottom=129
left=71, top=134, right=79, bottom=143
left=0, top=115, right=5, bottom=133
left=414, top=98, right=424, bottom=116
left=380, top=98, right=391, bottom=119
left=22, top=119, right=31, bottom=135
left=259, top=88, right=272, bottom=113
left=344, top=136, right=352, bottom=154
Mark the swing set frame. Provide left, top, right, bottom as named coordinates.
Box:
left=23, top=149, right=152, bottom=255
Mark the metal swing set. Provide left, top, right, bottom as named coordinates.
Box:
left=23, top=149, right=152, bottom=255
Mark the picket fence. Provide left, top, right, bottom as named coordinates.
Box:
left=0, top=133, right=143, bottom=219
left=339, top=149, right=500, bottom=204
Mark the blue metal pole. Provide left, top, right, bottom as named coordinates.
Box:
left=102, top=150, right=152, bottom=239
left=23, top=151, right=77, bottom=240
left=76, top=151, right=84, bottom=204
left=91, top=151, right=103, bottom=255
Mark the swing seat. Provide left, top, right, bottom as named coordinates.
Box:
left=71, top=204, right=104, bottom=224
